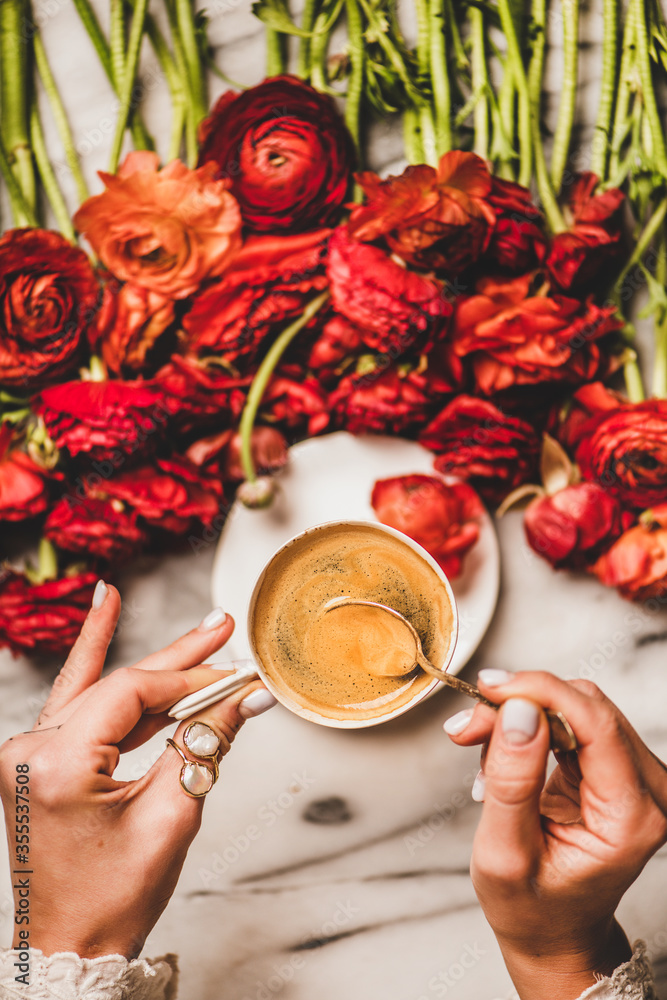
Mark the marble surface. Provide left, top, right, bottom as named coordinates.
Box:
left=2, top=3, right=667, bottom=999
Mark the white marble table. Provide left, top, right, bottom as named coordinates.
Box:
left=2, top=3, right=667, bottom=998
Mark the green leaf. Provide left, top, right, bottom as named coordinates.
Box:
left=638, top=263, right=667, bottom=325
left=252, top=0, right=313, bottom=37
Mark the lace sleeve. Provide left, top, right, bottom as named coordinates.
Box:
left=578, top=942, right=657, bottom=999
left=0, top=948, right=178, bottom=999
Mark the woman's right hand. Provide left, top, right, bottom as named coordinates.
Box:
left=444, top=671, right=667, bottom=1000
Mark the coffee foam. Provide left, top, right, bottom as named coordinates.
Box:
left=251, top=523, right=454, bottom=721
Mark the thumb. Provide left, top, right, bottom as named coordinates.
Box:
left=473, top=698, right=550, bottom=881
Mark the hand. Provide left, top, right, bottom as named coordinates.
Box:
left=444, top=671, right=667, bottom=1000
left=0, top=583, right=276, bottom=960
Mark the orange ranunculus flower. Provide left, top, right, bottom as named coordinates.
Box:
left=593, top=505, right=667, bottom=601
left=90, top=279, right=175, bottom=374
left=371, top=474, right=484, bottom=579
left=74, top=151, right=242, bottom=299
left=348, top=151, right=495, bottom=274
left=451, top=274, right=622, bottom=394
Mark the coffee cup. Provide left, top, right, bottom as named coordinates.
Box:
left=169, top=519, right=459, bottom=729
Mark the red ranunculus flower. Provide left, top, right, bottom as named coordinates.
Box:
left=45, top=497, right=147, bottom=562
left=0, top=425, right=49, bottom=521
left=182, top=229, right=330, bottom=367
left=260, top=369, right=329, bottom=438
left=154, top=356, right=250, bottom=435
left=74, top=151, right=242, bottom=299
left=593, top=505, right=667, bottom=601
left=307, top=315, right=363, bottom=376
left=34, top=379, right=170, bottom=465
left=327, top=227, right=451, bottom=355
left=0, top=569, right=97, bottom=655
left=575, top=398, right=667, bottom=509
left=371, top=474, right=483, bottom=579
left=89, top=457, right=225, bottom=535
left=547, top=173, right=625, bottom=292
left=198, top=76, right=355, bottom=233
left=556, top=381, right=624, bottom=453
left=330, top=367, right=443, bottom=436
left=90, top=279, right=175, bottom=375
left=524, top=483, right=629, bottom=570
left=187, top=426, right=288, bottom=482
left=419, top=396, right=541, bottom=505
left=0, top=228, right=98, bottom=390
left=452, top=274, right=623, bottom=394
left=485, top=177, right=547, bottom=272
left=348, top=151, right=495, bottom=274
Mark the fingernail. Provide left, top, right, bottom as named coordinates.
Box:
left=501, top=698, right=540, bottom=745
left=443, top=708, right=474, bottom=736
left=92, top=580, right=108, bottom=610
left=478, top=668, right=513, bottom=687
left=199, top=607, right=227, bottom=631
left=471, top=770, right=486, bottom=802
left=239, top=688, right=278, bottom=719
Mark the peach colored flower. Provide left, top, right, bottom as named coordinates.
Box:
left=74, top=151, right=242, bottom=299
left=90, top=279, right=175, bottom=374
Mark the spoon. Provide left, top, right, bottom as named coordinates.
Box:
left=323, top=597, right=577, bottom=754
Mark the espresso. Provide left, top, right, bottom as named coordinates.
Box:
left=251, top=523, right=455, bottom=722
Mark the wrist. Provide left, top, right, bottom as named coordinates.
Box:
left=497, top=919, right=631, bottom=1000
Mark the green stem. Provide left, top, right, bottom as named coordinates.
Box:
left=415, top=0, right=430, bottom=77
left=550, top=0, right=579, bottom=193
left=38, top=538, right=59, bottom=582
left=30, top=103, right=76, bottom=241
left=139, top=10, right=186, bottom=161
left=297, top=0, right=317, bottom=78
left=33, top=34, right=89, bottom=205
left=470, top=6, right=489, bottom=159
left=108, top=0, right=149, bottom=172
left=614, top=198, right=667, bottom=298
left=266, top=27, right=286, bottom=75
left=624, top=351, right=645, bottom=402
left=0, top=131, right=38, bottom=227
left=110, top=0, right=126, bottom=90
left=591, top=0, right=618, bottom=180
left=240, top=292, right=330, bottom=483
left=528, top=0, right=546, bottom=112
left=310, top=11, right=332, bottom=93
left=403, top=107, right=425, bottom=164
left=497, top=0, right=532, bottom=186
left=162, top=0, right=196, bottom=164
left=445, top=0, right=467, bottom=72
left=634, top=0, right=667, bottom=176
left=176, top=0, right=207, bottom=124
left=652, top=224, right=667, bottom=398
left=344, top=0, right=364, bottom=157
left=609, top=2, right=635, bottom=180
left=429, top=0, right=451, bottom=155
left=70, top=0, right=154, bottom=150
left=0, top=0, right=35, bottom=210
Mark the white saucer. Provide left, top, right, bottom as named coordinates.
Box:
left=211, top=432, right=500, bottom=680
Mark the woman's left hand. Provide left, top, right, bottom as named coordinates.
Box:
left=0, top=584, right=275, bottom=960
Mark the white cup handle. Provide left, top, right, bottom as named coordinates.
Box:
left=168, top=659, right=259, bottom=720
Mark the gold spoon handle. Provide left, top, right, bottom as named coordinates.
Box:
left=423, top=663, right=577, bottom=754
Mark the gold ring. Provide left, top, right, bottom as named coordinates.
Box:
left=166, top=738, right=216, bottom=799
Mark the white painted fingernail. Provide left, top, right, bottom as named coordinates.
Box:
left=443, top=708, right=474, bottom=736
left=239, top=689, right=278, bottom=718
left=199, top=607, right=227, bottom=631
left=92, top=580, right=108, bottom=610
left=478, top=668, right=513, bottom=687
left=471, top=770, right=486, bottom=802
left=501, top=698, right=540, bottom=745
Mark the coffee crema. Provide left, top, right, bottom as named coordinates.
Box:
left=251, top=523, right=455, bottom=721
